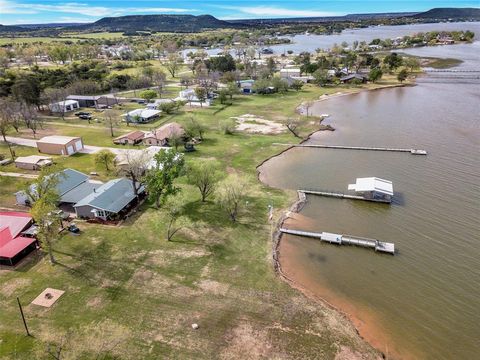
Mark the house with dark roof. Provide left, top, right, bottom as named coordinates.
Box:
left=0, top=212, right=38, bottom=266
left=74, top=178, right=144, bottom=220
left=113, top=131, right=145, bottom=145
left=340, top=74, right=368, bottom=84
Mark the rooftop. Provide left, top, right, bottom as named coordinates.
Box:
left=74, top=178, right=144, bottom=213
left=144, top=122, right=185, bottom=141
left=348, top=177, right=394, bottom=196
left=37, top=135, right=81, bottom=145
left=0, top=212, right=36, bottom=259
left=15, top=155, right=52, bottom=165
left=125, top=109, right=161, bottom=119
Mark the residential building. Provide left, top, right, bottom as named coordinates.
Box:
left=113, top=131, right=145, bottom=145
left=49, top=100, right=79, bottom=113
left=280, top=68, right=301, bottom=79
left=238, top=80, right=255, bottom=94
left=74, top=178, right=144, bottom=220
left=340, top=74, right=368, bottom=84
left=124, top=109, right=161, bottom=124
left=115, top=146, right=168, bottom=172
left=36, top=135, right=84, bottom=156
left=143, top=123, right=185, bottom=146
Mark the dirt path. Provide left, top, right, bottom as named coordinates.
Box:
left=0, top=171, right=38, bottom=179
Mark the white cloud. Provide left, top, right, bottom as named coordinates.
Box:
left=0, top=0, right=37, bottom=14
left=220, top=6, right=340, bottom=18
left=0, top=0, right=196, bottom=20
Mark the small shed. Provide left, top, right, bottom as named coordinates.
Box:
left=49, top=100, right=79, bottom=113
left=14, top=155, right=53, bottom=170
left=238, top=80, right=255, bottom=94
left=36, top=136, right=84, bottom=156
left=348, top=177, right=394, bottom=202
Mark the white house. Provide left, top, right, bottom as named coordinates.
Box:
left=146, top=99, right=175, bottom=110
left=280, top=68, right=301, bottom=79
left=123, top=109, right=161, bottom=124
left=176, top=89, right=211, bottom=107
left=348, top=177, right=394, bottom=202
left=49, top=100, right=79, bottom=113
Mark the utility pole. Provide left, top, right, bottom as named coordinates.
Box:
left=17, top=297, right=30, bottom=337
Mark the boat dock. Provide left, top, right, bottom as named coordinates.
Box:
left=299, top=189, right=391, bottom=203
left=274, top=143, right=427, bottom=155
left=279, top=228, right=395, bottom=254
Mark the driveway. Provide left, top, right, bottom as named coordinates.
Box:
left=0, top=171, right=38, bottom=179
left=4, top=136, right=155, bottom=156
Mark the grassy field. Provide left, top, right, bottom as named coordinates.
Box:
left=0, top=80, right=409, bottom=359
left=0, top=37, right=82, bottom=45
left=61, top=32, right=126, bottom=39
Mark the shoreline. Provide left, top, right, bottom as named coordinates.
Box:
left=258, top=83, right=415, bottom=359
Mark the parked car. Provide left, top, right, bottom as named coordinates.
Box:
left=75, top=111, right=91, bottom=117
left=79, top=114, right=92, bottom=120
left=67, top=223, right=80, bottom=233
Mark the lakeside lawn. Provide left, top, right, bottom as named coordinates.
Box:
left=0, top=81, right=409, bottom=358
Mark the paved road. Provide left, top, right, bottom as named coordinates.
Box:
left=0, top=171, right=38, bottom=179
left=5, top=136, right=136, bottom=155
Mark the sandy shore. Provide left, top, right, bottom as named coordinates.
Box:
left=260, top=84, right=418, bottom=360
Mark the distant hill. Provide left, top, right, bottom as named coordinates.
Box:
left=76, top=14, right=241, bottom=33
left=412, top=8, right=480, bottom=20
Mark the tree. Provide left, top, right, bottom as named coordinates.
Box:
left=290, top=80, right=304, bottom=91
left=94, top=149, right=115, bottom=172
left=368, top=68, right=383, bottom=83
left=187, top=160, right=222, bottom=202
left=28, top=166, right=65, bottom=264
left=404, top=57, right=420, bottom=71
left=216, top=175, right=248, bottom=222
left=163, top=194, right=186, bottom=241
left=159, top=101, right=177, bottom=114
left=218, top=90, right=228, bottom=105
left=165, top=53, right=181, bottom=78
left=185, top=116, right=206, bottom=141
left=285, top=118, right=301, bottom=138
left=226, top=81, right=240, bottom=100
left=313, top=69, right=329, bottom=86
left=121, top=149, right=150, bottom=199
left=139, top=89, right=157, bottom=102
left=11, top=76, right=42, bottom=108
left=383, top=52, right=403, bottom=71
left=103, top=109, right=120, bottom=137
left=0, top=98, right=15, bottom=159
left=397, top=68, right=408, bottom=83
left=18, top=102, right=41, bottom=138
left=144, top=150, right=185, bottom=208
left=194, top=87, right=207, bottom=108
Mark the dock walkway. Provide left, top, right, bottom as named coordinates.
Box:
left=274, top=143, right=427, bottom=155
left=299, top=189, right=391, bottom=203
left=280, top=228, right=395, bottom=254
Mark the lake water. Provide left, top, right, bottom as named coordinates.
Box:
left=258, top=30, right=480, bottom=360
left=183, top=21, right=480, bottom=56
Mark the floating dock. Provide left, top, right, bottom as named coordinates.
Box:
left=274, top=143, right=427, bottom=155
left=299, top=189, right=391, bottom=203
left=279, top=228, right=395, bottom=254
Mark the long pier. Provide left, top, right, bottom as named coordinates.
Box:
left=279, top=228, right=395, bottom=254
left=299, top=189, right=391, bottom=203
left=273, top=143, right=427, bottom=155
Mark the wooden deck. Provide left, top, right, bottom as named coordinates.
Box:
left=299, top=190, right=391, bottom=203
left=280, top=228, right=395, bottom=255
left=274, top=143, right=427, bottom=155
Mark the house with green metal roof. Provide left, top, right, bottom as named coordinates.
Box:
left=74, top=178, right=144, bottom=220
left=15, top=168, right=103, bottom=207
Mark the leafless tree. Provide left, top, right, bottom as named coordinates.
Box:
left=165, top=53, right=181, bottom=78
left=42, top=87, right=68, bottom=120
left=120, top=149, right=150, bottom=198
left=103, top=109, right=120, bottom=137
left=285, top=118, right=301, bottom=138
left=19, top=102, right=42, bottom=138
left=0, top=99, right=15, bottom=159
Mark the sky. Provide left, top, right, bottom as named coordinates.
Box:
left=0, top=0, right=478, bottom=25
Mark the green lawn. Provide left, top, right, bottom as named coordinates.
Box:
left=0, top=82, right=400, bottom=359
